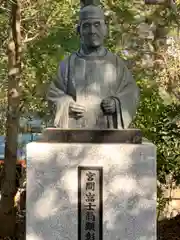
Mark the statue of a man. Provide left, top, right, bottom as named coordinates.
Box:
left=47, top=1, right=139, bottom=129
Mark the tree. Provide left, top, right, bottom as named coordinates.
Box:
left=0, top=0, right=21, bottom=236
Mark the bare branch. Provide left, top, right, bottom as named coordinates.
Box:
left=0, top=6, right=10, bottom=12
left=22, top=33, right=40, bottom=43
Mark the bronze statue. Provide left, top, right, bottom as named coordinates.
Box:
left=47, top=0, right=139, bottom=129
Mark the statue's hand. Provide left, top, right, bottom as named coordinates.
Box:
left=101, top=97, right=116, bottom=115
left=69, top=102, right=86, bottom=119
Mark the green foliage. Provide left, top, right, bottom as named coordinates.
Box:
left=134, top=80, right=180, bottom=184
left=0, top=12, right=8, bottom=135
left=19, top=0, right=80, bottom=120
left=134, top=79, right=180, bottom=215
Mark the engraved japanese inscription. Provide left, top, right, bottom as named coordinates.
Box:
left=78, top=166, right=103, bottom=240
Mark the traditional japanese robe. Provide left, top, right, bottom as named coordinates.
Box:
left=47, top=49, right=139, bottom=129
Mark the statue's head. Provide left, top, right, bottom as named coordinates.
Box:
left=79, top=4, right=107, bottom=48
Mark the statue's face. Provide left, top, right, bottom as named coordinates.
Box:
left=80, top=19, right=106, bottom=48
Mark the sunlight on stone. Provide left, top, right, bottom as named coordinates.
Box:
left=27, top=143, right=53, bottom=162
left=152, top=192, right=156, bottom=200
left=89, top=82, right=101, bottom=94
left=104, top=207, right=119, bottom=230
left=103, top=189, right=109, bottom=203
left=34, top=187, right=60, bottom=219
left=138, top=198, right=156, bottom=210
left=81, top=145, right=101, bottom=161
left=27, top=141, right=156, bottom=239
left=61, top=168, right=78, bottom=204
left=27, top=234, right=43, bottom=240
left=147, top=156, right=156, bottom=161
left=26, top=170, right=37, bottom=197
left=108, top=175, right=137, bottom=194
left=99, top=145, right=132, bottom=168
left=127, top=197, right=150, bottom=216
left=138, top=176, right=156, bottom=197
left=103, top=63, right=116, bottom=84
left=121, top=109, right=131, bottom=125
left=140, top=176, right=155, bottom=187
left=139, top=237, right=149, bottom=240
left=79, top=145, right=133, bottom=174
left=63, top=145, right=83, bottom=159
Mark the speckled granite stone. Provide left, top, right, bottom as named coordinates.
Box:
left=26, top=141, right=156, bottom=240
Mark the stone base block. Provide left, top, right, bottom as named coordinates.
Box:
left=26, top=141, right=156, bottom=240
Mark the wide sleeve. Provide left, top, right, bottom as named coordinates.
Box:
left=112, top=57, right=140, bottom=129
left=47, top=58, right=68, bottom=104
left=47, top=57, right=74, bottom=128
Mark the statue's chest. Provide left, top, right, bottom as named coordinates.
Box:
left=73, top=58, right=117, bottom=96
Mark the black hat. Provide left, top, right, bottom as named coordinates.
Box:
left=81, top=0, right=101, bottom=7
left=80, top=0, right=104, bottom=20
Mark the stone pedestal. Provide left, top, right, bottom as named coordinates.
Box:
left=26, top=129, right=156, bottom=240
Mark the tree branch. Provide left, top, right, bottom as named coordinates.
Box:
left=0, top=6, right=10, bottom=12
left=23, top=33, right=39, bottom=43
